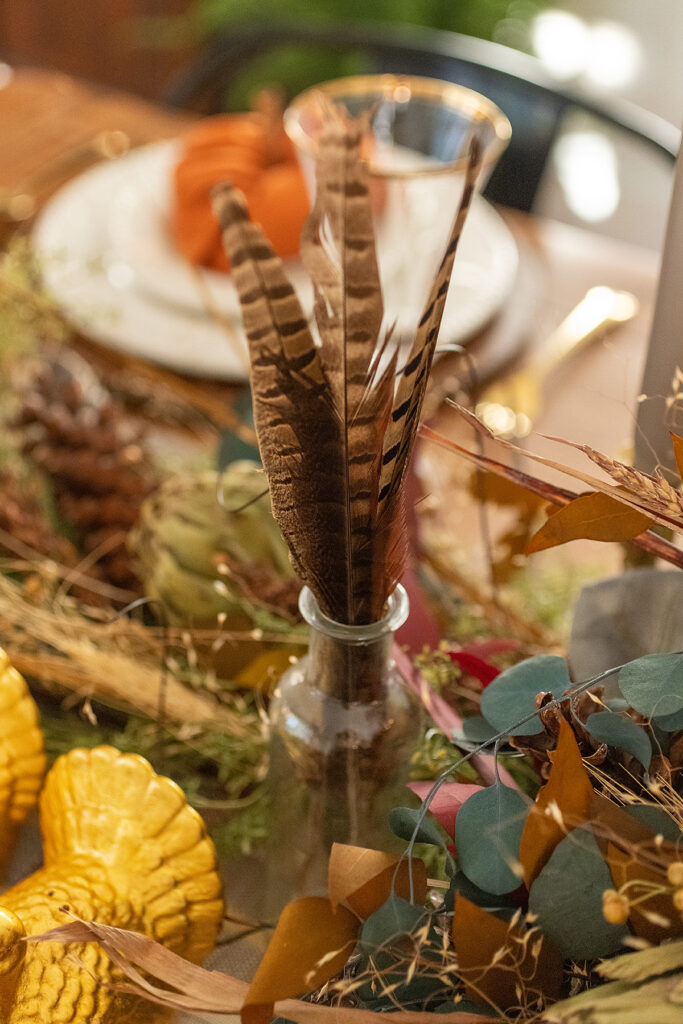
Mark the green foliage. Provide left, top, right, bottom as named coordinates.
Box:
left=40, top=698, right=268, bottom=857
left=618, top=653, right=683, bottom=718
left=389, top=806, right=449, bottom=850
left=454, top=781, right=528, bottom=894
left=583, top=710, right=652, bottom=771
left=359, top=894, right=426, bottom=953
left=0, top=239, right=69, bottom=363
left=169, top=0, right=547, bottom=111
left=456, top=715, right=498, bottom=745
left=446, top=870, right=518, bottom=911
left=410, top=725, right=480, bottom=784
left=655, top=706, right=683, bottom=732
left=549, top=940, right=683, bottom=1022
left=190, top=0, right=534, bottom=42
left=625, top=804, right=680, bottom=842
left=480, top=654, right=570, bottom=735
left=528, top=828, right=629, bottom=960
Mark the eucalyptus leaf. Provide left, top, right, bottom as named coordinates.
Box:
left=454, top=783, right=529, bottom=894
left=618, top=652, right=683, bottom=717
left=626, top=804, right=681, bottom=842
left=480, top=655, right=569, bottom=736
left=583, top=710, right=652, bottom=770
left=654, top=706, right=683, bottom=732
left=528, top=828, right=629, bottom=959
left=359, top=895, right=426, bottom=953
left=455, top=716, right=499, bottom=745
left=388, top=806, right=447, bottom=849
left=445, top=871, right=518, bottom=912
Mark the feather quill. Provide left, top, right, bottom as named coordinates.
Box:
left=212, top=109, right=482, bottom=625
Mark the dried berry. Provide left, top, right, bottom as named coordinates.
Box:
left=602, top=888, right=630, bottom=925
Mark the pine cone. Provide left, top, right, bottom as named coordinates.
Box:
left=0, top=469, right=77, bottom=566
left=14, top=353, right=157, bottom=592
left=509, top=688, right=654, bottom=787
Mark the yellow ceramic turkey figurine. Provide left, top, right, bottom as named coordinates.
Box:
left=0, top=745, right=224, bottom=1022
left=0, top=648, right=46, bottom=879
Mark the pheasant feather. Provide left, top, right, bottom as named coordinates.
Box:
left=212, top=109, right=481, bottom=625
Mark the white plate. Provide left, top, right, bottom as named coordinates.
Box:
left=34, top=142, right=518, bottom=381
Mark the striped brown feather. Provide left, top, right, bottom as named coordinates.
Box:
left=299, top=108, right=391, bottom=622
left=212, top=184, right=351, bottom=618
left=377, top=136, right=483, bottom=510
left=212, top=114, right=482, bottom=626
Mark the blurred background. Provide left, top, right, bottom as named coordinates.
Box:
left=2, top=0, right=681, bottom=248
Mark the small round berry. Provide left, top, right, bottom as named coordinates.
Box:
left=602, top=889, right=630, bottom=925
left=667, top=862, right=683, bottom=887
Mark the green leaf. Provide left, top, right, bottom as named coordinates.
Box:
left=454, top=783, right=529, bottom=895
left=359, top=895, right=426, bottom=953
left=480, top=655, right=570, bottom=736
left=583, top=711, right=652, bottom=770
left=618, top=653, right=683, bottom=717
left=456, top=716, right=499, bottom=745
left=445, top=871, right=518, bottom=912
left=654, top=706, right=683, bottom=732
left=388, top=806, right=448, bottom=849
left=626, top=804, right=680, bottom=842
left=599, top=936, right=683, bottom=982
left=528, top=828, right=629, bottom=959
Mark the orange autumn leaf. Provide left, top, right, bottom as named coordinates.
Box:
left=519, top=719, right=594, bottom=887
left=328, top=844, right=427, bottom=920
left=526, top=490, right=652, bottom=554
left=671, top=432, right=683, bottom=482
left=469, top=470, right=544, bottom=514
left=241, top=897, right=359, bottom=1024
left=452, top=895, right=562, bottom=1012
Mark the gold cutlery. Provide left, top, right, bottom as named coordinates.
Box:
left=475, top=285, right=639, bottom=439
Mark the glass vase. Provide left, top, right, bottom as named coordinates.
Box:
left=267, top=584, right=419, bottom=911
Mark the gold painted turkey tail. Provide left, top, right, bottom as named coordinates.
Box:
left=39, top=746, right=223, bottom=962
left=0, top=649, right=45, bottom=879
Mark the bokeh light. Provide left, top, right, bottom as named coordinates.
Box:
left=532, top=10, right=642, bottom=91
left=553, top=131, right=620, bottom=223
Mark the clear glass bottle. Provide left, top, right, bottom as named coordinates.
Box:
left=267, top=585, right=419, bottom=913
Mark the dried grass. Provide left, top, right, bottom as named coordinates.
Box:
left=0, top=570, right=270, bottom=734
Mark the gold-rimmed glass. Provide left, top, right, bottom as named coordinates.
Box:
left=284, top=73, right=511, bottom=338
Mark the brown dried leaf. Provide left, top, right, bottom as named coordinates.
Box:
left=31, top=917, right=499, bottom=1024
left=470, top=469, right=545, bottom=514
left=328, top=844, right=427, bottom=919
left=28, top=918, right=246, bottom=1013
left=519, top=719, right=594, bottom=887
left=420, top=422, right=683, bottom=570
left=526, top=490, right=653, bottom=554
left=588, top=792, right=674, bottom=849
left=439, top=406, right=682, bottom=532
left=452, top=895, right=563, bottom=1012
left=242, top=896, right=359, bottom=1024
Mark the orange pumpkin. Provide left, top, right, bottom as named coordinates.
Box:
left=171, top=112, right=310, bottom=273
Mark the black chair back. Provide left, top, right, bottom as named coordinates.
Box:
left=164, top=19, right=679, bottom=213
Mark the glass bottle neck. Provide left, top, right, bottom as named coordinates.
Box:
left=299, top=585, right=409, bottom=703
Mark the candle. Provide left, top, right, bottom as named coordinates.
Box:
left=634, top=130, right=683, bottom=478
